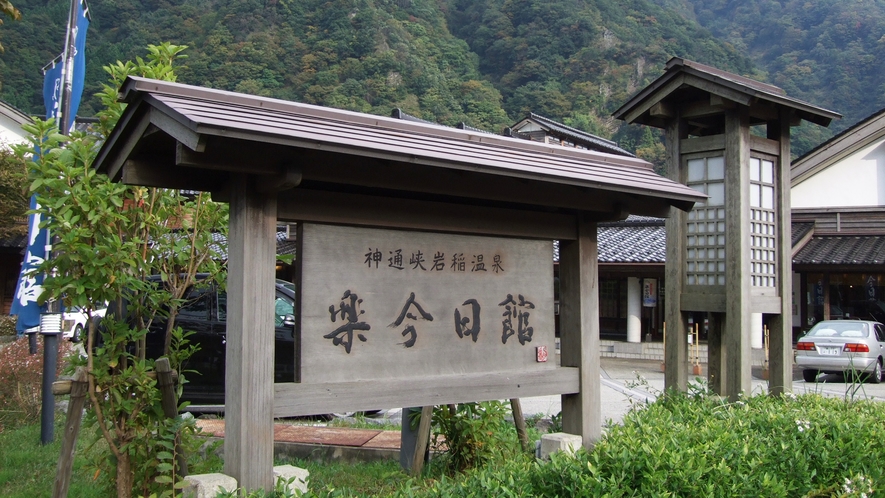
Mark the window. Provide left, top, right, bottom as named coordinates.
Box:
left=179, top=287, right=212, bottom=320
left=686, top=156, right=726, bottom=286
left=275, top=295, right=295, bottom=327
left=749, top=157, right=777, bottom=288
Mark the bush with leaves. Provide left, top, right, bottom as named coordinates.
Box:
left=14, top=43, right=227, bottom=498
left=429, top=401, right=520, bottom=474
left=0, top=314, right=16, bottom=336
left=0, top=336, right=74, bottom=428
left=413, top=390, right=885, bottom=497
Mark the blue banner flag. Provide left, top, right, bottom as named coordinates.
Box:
left=42, top=0, right=89, bottom=131
left=14, top=0, right=91, bottom=333
left=69, top=0, right=90, bottom=131
left=10, top=197, right=47, bottom=333
left=43, top=55, right=64, bottom=121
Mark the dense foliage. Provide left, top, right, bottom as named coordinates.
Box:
left=402, top=391, right=885, bottom=498
left=13, top=44, right=227, bottom=497
left=0, top=147, right=27, bottom=239
left=0, top=336, right=74, bottom=428
left=2, top=0, right=862, bottom=160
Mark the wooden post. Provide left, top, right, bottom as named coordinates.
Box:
left=509, top=398, right=530, bottom=452
left=156, top=357, right=188, bottom=478
left=52, top=367, right=87, bottom=498
left=664, top=115, right=689, bottom=391
left=224, top=173, right=278, bottom=491
left=768, top=108, right=794, bottom=396
left=410, top=406, right=434, bottom=477
left=724, top=106, right=753, bottom=401
left=707, top=312, right=726, bottom=394
left=559, top=216, right=601, bottom=448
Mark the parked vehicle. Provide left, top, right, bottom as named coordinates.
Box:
left=796, top=320, right=885, bottom=383
left=122, top=276, right=297, bottom=406
left=63, top=305, right=107, bottom=343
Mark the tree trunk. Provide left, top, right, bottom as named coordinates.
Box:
left=116, top=452, right=132, bottom=498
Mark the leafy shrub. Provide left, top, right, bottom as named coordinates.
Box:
left=413, top=391, right=885, bottom=497
left=430, top=401, right=519, bottom=474
left=0, top=336, right=75, bottom=428
left=0, top=315, right=16, bottom=336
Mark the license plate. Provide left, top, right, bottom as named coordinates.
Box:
left=818, top=346, right=841, bottom=356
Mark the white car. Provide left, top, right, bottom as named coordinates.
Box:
left=62, top=306, right=106, bottom=343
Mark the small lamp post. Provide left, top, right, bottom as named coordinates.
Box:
left=40, top=308, right=63, bottom=444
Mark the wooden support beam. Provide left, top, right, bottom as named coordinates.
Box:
left=104, top=108, right=153, bottom=182
left=150, top=108, right=205, bottom=153
left=296, top=150, right=625, bottom=215
left=121, top=159, right=227, bottom=191
left=273, top=368, right=580, bottom=417
left=768, top=108, right=794, bottom=396
left=724, top=106, right=752, bottom=401
left=558, top=217, right=601, bottom=448
left=621, top=74, right=686, bottom=125
left=650, top=101, right=674, bottom=119
left=176, top=140, right=283, bottom=175
left=224, top=173, right=277, bottom=491
left=665, top=116, right=690, bottom=392
left=277, top=188, right=579, bottom=240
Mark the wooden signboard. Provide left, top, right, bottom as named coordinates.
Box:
left=274, top=223, right=578, bottom=417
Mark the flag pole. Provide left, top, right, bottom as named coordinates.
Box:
left=58, top=0, right=79, bottom=133
left=39, top=0, right=82, bottom=446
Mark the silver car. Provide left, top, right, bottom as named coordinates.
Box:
left=796, top=320, right=885, bottom=383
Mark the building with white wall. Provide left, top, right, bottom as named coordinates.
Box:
left=0, top=101, right=30, bottom=149
left=791, top=108, right=885, bottom=332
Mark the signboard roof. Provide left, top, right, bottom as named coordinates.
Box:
left=93, top=77, right=705, bottom=218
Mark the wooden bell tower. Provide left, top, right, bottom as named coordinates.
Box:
left=614, top=58, right=840, bottom=400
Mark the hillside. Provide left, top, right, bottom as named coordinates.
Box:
left=0, top=0, right=874, bottom=158
left=664, top=0, right=885, bottom=152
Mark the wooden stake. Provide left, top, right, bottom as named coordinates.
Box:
left=52, top=367, right=87, bottom=498
left=510, top=398, right=530, bottom=452
left=410, top=406, right=434, bottom=477
left=156, top=358, right=188, bottom=478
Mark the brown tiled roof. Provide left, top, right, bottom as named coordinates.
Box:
left=94, top=77, right=706, bottom=215
left=793, top=235, right=885, bottom=265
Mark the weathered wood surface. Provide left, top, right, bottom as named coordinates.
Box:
left=510, top=398, right=530, bottom=452
left=558, top=218, right=601, bottom=448
left=410, top=406, right=434, bottom=477
left=52, top=367, right=87, bottom=498
left=724, top=106, right=753, bottom=400
left=224, top=174, right=277, bottom=491
left=298, top=224, right=556, bottom=384
left=52, top=370, right=178, bottom=395
left=274, top=368, right=580, bottom=418
left=768, top=109, right=793, bottom=396
left=156, top=358, right=188, bottom=478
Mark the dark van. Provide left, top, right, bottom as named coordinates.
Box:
left=137, top=277, right=296, bottom=407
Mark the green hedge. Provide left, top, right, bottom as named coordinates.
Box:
left=410, top=391, right=884, bottom=497
left=0, top=315, right=16, bottom=337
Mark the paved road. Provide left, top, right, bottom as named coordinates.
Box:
left=333, top=357, right=885, bottom=428
left=506, top=358, right=885, bottom=426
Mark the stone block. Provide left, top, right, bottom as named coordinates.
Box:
left=274, top=464, right=310, bottom=494
left=182, top=473, right=238, bottom=498
left=539, top=432, right=582, bottom=459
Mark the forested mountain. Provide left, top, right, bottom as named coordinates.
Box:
left=657, top=0, right=885, bottom=153
left=0, top=0, right=878, bottom=160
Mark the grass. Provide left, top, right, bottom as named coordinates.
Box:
left=0, top=418, right=106, bottom=498
left=0, top=414, right=428, bottom=497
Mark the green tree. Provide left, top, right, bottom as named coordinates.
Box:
left=0, top=147, right=28, bottom=238
left=0, top=0, right=21, bottom=52
left=15, top=43, right=226, bottom=498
